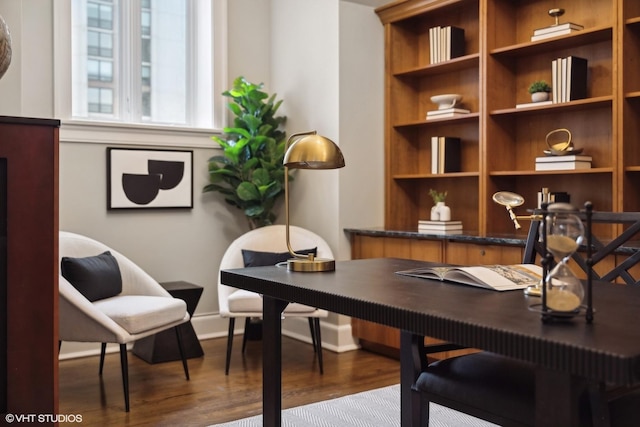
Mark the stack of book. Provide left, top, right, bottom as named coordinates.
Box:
left=418, top=220, right=463, bottom=235
left=426, top=107, right=471, bottom=119
left=531, top=22, right=584, bottom=42
left=535, top=154, right=592, bottom=171
left=551, top=56, right=588, bottom=103
left=429, top=25, right=465, bottom=64
left=431, top=136, right=461, bottom=174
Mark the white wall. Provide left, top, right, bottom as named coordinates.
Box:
left=0, top=0, right=384, bottom=356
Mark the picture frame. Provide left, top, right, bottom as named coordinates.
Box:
left=107, top=147, right=193, bottom=209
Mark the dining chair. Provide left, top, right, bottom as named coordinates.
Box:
left=217, top=224, right=331, bottom=375
left=412, top=209, right=640, bottom=426
left=58, top=231, right=190, bottom=412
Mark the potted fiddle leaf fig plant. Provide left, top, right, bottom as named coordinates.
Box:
left=204, top=76, right=289, bottom=229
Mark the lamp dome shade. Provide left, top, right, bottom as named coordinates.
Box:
left=283, top=134, right=345, bottom=169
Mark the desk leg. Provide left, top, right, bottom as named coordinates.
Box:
left=535, top=368, right=587, bottom=427
left=263, top=296, right=288, bottom=427
left=400, top=331, right=424, bottom=427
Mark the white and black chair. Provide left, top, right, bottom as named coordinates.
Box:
left=217, top=225, right=331, bottom=375
left=58, top=231, right=190, bottom=412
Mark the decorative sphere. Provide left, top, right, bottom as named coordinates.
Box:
left=0, top=15, right=12, bottom=80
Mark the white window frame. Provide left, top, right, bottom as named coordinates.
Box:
left=53, top=0, right=227, bottom=148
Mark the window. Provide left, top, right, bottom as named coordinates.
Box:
left=55, top=0, right=226, bottom=135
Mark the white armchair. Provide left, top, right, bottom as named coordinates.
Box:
left=58, top=231, right=190, bottom=412
left=218, top=225, right=331, bottom=375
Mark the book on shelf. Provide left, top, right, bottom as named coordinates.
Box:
left=418, top=228, right=463, bottom=235
left=536, top=155, right=592, bottom=163
left=396, top=263, right=543, bottom=291
left=445, top=26, right=465, bottom=60
left=426, top=108, right=471, bottom=120
left=418, top=220, right=462, bottom=226
left=418, top=220, right=463, bottom=231
left=535, top=160, right=592, bottom=171
left=531, top=27, right=583, bottom=42
left=429, top=26, right=438, bottom=64
left=533, top=22, right=584, bottom=36
left=531, top=22, right=584, bottom=42
left=427, top=107, right=471, bottom=116
left=431, top=136, right=461, bottom=174
left=429, top=25, right=464, bottom=63
left=551, top=56, right=588, bottom=103
left=566, top=56, right=588, bottom=101
left=516, top=100, right=553, bottom=109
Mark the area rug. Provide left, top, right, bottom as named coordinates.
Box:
left=210, top=384, right=498, bottom=427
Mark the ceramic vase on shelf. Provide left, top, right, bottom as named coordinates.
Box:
left=430, top=202, right=451, bottom=221
left=531, top=92, right=550, bottom=102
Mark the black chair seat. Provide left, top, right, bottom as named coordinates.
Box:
left=414, top=352, right=535, bottom=425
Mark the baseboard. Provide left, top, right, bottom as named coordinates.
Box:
left=58, top=313, right=360, bottom=360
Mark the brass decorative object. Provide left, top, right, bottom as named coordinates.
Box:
left=544, top=128, right=583, bottom=156
left=548, top=8, right=565, bottom=26
left=283, top=131, right=345, bottom=272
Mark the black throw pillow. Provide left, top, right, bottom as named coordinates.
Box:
left=61, top=251, right=123, bottom=302
left=241, top=247, right=317, bottom=267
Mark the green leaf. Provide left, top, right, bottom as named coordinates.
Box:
left=237, top=181, right=261, bottom=201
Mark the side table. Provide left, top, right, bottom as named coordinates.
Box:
left=132, top=281, right=204, bottom=363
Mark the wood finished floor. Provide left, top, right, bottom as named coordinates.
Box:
left=58, top=336, right=400, bottom=426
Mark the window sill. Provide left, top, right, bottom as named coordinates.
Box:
left=59, top=120, right=222, bottom=149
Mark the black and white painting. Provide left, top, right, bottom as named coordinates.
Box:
left=107, top=148, right=193, bottom=209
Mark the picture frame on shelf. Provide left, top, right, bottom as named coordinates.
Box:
left=107, top=147, right=193, bottom=210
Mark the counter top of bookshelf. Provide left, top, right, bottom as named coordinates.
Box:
left=393, top=54, right=480, bottom=78
left=393, top=172, right=479, bottom=180
left=344, top=227, right=525, bottom=246
left=489, top=168, right=613, bottom=177
left=625, top=166, right=640, bottom=173
left=625, top=91, right=640, bottom=100
left=490, top=96, right=613, bottom=117
left=490, top=26, right=612, bottom=58
left=345, top=228, right=640, bottom=255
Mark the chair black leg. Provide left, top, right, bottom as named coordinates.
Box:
left=119, top=344, right=130, bottom=412
left=308, top=318, right=318, bottom=353
left=174, top=326, right=190, bottom=380
left=99, top=343, right=107, bottom=376
left=313, top=318, right=324, bottom=375
left=225, top=318, right=235, bottom=375
left=241, top=317, right=250, bottom=354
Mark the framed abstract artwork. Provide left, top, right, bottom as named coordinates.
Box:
left=107, top=148, right=193, bottom=209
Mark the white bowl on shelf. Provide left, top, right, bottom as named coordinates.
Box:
left=430, top=94, right=463, bottom=110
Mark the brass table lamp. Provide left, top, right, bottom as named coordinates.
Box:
left=283, top=131, right=345, bottom=272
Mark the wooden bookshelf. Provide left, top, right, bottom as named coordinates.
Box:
left=351, top=0, right=639, bottom=356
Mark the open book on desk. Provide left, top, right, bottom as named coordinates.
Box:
left=396, top=264, right=542, bottom=291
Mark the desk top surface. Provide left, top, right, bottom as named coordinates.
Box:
left=221, top=257, right=640, bottom=386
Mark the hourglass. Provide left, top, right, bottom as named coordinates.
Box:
left=543, top=203, right=585, bottom=315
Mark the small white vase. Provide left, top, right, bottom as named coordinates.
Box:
left=531, top=92, right=550, bottom=102
left=430, top=201, right=451, bottom=221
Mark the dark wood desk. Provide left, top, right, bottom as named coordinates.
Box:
left=220, top=258, right=640, bottom=427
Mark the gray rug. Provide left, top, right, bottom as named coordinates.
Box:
left=210, top=384, right=498, bottom=426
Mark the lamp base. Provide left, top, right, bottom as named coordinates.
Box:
left=287, top=258, right=335, bottom=272
left=524, top=284, right=542, bottom=297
